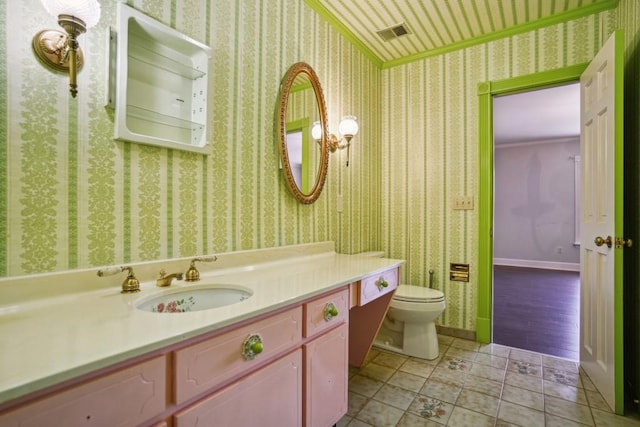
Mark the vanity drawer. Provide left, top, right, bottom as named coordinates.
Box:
left=174, top=350, right=303, bottom=427
left=174, top=306, right=302, bottom=404
left=303, top=288, right=349, bottom=338
left=357, top=267, right=399, bottom=306
left=0, top=356, right=167, bottom=427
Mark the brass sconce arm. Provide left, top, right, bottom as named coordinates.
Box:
left=312, top=116, right=359, bottom=166
left=33, top=0, right=101, bottom=98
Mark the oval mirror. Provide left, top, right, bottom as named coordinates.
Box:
left=276, top=62, right=329, bottom=204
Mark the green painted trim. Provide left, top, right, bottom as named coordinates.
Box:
left=303, top=0, right=383, bottom=69
left=490, top=63, right=588, bottom=94
left=612, top=29, right=625, bottom=415
left=477, top=84, right=493, bottom=344
left=476, top=317, right=491, bottom=343
left=476, top=64, right=587, bottom=345
left=378, top=0, right=618, bottom=69
left=290, top=81, right=313, bottom=94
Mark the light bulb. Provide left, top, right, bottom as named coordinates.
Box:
left=338, top=116, right=358, bottom=137
left=311, top=121, right=322, bottom=140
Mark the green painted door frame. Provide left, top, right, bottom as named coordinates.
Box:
left=476, top=63, right=588, bottom=344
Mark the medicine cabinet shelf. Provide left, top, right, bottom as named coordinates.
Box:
left=126, top=105, right=205, bottom=146
left=109, top=3, right=211, bottom=154
left=128, top=36, right=206, bottom=81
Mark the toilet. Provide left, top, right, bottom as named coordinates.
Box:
left=358, top=251, right=446, bottom=360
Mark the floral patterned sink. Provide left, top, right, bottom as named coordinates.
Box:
left=136, top=285, right=253, bottom=313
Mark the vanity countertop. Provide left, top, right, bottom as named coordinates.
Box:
left=0, top=244, right=403, bottom=406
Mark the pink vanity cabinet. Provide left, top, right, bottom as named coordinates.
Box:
left=0, top=287, right=350, bottom=427
left=303, top=288, right=349, bottom=427
left=349, top=266, right=400, bottom=367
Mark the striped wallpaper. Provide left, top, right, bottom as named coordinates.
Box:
left=380, top=9, right=618, bottom=330
left=1, top=0, right=638, bottom=335
left=1, top=0, right=381, bottom=276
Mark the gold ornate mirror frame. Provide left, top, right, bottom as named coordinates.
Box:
left=276, top=62, right=329, bottom=204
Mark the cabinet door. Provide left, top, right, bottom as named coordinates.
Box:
left=304, top=323, right=348, bottom=427
left=174, top=350, right=302, bottom=427
left=0, top=356, right=166, bottom=427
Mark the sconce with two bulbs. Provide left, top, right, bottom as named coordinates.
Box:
left=312, top=116, right=359, bottom=166
left=32, top=0, right=102, bottom=98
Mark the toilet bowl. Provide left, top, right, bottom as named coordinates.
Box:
left=357, top=251, right=445, bottom=360
left=380, top=285, right=445, bottom=360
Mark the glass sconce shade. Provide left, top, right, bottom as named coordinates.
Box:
left=338, top=116, right=358, bottom=137
left=40, top=0, right=102, bottom=28
left=311, top=121, right=322, bottom=141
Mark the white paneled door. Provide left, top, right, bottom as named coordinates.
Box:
left=579, top=30, right=625, bottom=414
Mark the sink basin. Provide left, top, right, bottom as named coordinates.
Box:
left=136, top=285, right=253, bottom=313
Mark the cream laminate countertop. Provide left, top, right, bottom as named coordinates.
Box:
left=0, top=244, right=403, bottom=406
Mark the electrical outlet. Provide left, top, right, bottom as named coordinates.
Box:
left=453, top=196, right=474, bottom=210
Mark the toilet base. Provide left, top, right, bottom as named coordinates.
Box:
left=373, top=316, right=440, bottom=360
left=402, top=321, right=439, bottom=360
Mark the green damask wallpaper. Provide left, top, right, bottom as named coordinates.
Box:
left=1, top=0, right=381, bottom=276
left=2, top=0, right=637, bottom=335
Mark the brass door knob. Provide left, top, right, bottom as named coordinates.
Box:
left=594, top=236, right=612, bottom=248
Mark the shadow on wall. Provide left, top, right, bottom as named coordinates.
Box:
left=510, top=152, right=555, bottom=254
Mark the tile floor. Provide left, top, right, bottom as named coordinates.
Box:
left=338, top=335, right=640, bottom=427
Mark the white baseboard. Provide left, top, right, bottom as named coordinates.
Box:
left=493, top=258, right=580, bottom=272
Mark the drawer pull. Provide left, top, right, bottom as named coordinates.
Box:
left=324, top=302, right=339, bottom=321
left=377, top=277, right=389, bottom=290
left=242, top=333, right=264, bottom=360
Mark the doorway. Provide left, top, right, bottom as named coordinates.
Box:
left=492, top=84, right=581, bottom=360
left=475, top=63, right=588, bottom=345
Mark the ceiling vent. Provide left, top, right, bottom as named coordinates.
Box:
left=376, top=23, right=410, bottom=41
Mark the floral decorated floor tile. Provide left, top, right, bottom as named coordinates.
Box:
left=407, top=395, right=453, bottom=425
left=507, top=359, right=542, bottom=377
left=543, top=367, right=582, bottom=388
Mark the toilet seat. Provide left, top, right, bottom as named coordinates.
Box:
left=393, top=284, right=445, bottom=303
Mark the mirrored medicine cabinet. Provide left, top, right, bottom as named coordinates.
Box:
left=107, top=3, right=212, bottom=154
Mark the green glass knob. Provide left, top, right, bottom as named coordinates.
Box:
left=251, top=342, right=263, bottom=354
left=324, top=302, right=339, bottom=321
left=242, top=333, right=264, bottom=360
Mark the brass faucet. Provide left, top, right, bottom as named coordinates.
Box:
left=185, top=256, right=218, bottom=282
left=97, top=266, right=140, bottom=294
left=156, top=269, right=184, bottom=287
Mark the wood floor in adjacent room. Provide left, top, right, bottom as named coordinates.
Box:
left=493, top=265, right=580, bottom=361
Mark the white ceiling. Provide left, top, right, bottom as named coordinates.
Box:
left=493, top=83, right=580, bottom=145
left=307, top=1, right=593, bottom=143
left=312, top=0, right=614, bottom=64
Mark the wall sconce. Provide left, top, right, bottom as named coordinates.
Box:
left=32, top=0, right=102, bottom=98
left=312, top=116, right=359, bottom=166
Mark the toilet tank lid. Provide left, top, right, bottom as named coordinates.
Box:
left=355, top=251, right=385, bottom=258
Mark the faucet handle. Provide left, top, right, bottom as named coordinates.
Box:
left=97, top=266, right=140, bottom=294
left=185, top=256, right=218, bottom=282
